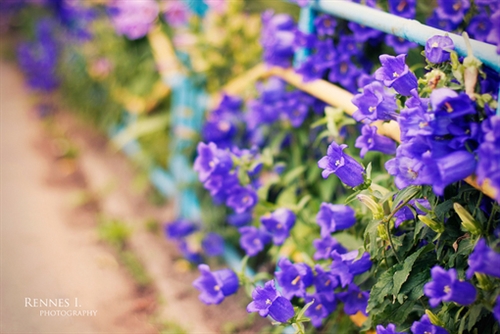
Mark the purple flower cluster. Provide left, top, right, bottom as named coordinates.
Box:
left=261, top=12, right=296, bottom=67
left=107, top=0, right=159, bottom=40
left=202, top=94, right=243, bottom=149
left=17, top=19, right=60, bottom=92
left=48, top=0, right=96, bottom=41
left=247, top=280, right=295, bottom=323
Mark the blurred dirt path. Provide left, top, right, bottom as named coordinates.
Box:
left=0, top=61, right=157, bottom=333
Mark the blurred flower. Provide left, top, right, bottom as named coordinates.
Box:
left=314, top=14, right=337, bottom=37
left=467, top=13, right=492, bottom=42
left=388, top=0, right=416, bottom=18
left=386, top=35, right=418, bottom=55
left=193, top=264, right=239, bottom=304
left=427, top=11, right=459, bottom=32
left=430, top=88, right=476, bottom=119
left=193, top=142, right=233, bottom=183
left=165, top=219, right=198, bottom=239
left=486, top=8, right=500, bottom=54
left=305, top=292, right=337, bottom=327
left=162, top=0, right=190, bottom=27
left=312, top=235, right=347, bottom=260
left=316, top=203, right=356, bottom=237
left=275, top=258, right=314, bottom=299
left=205, top=0, right=227, bottom=14
left=238, top=226, right=271, bottom=257
left=261, top=208, right=296, bottom=246
left=313, top=265, right=340, bottom=294
left=108, top=0, right=159, bottom=40
left=226, top=186, right=258, bottom=214
left=201, top=232, right=225, bottom=256
left=247, top=280, right=295, bottom=323
left=423, top=266, right=476, bottom=307
left=425, top=35, right=454, bottom=63
left=436, top=0, right=469, bottom=24
left=337, top=283, right=369, bottom=316
left=411, top=314, right=449, bottom=334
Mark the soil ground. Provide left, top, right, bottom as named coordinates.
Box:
left=1, top=61, right=264, bottom=333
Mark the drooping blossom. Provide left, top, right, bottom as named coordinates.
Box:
left=316, top=203, right=357, bottom=237
left=247, top=280, right=295, bottom=323
left=312, top=235, right=347, bottom=260
left=355, top=124, right=397, bottom=158
left=466, top=238, right=500, bottom=279
left=226, top=186, right=258, bottom=214
left=305, top=292, right=337, bottom=327
left=352, top=81, right=398, bottom=122
left=193, top=264, right=239, bottom=305
left=193, top=142, right=233, bottom=183
left=374, top=54, right=418, bottom=96
left=337, top=283, right=369, bottom=316
left=436, top=0, right=470, bottom=24
left=238, top=226, right=271, bottom=257
left=410, top=314, right=449, bottom=334
left=318, top=142, right=365, bottom=188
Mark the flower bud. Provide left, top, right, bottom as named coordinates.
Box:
left=453, top=203, right=482, bottom=235
left=425, top=309, right=445, bottom=328
left=377, top=224, right=389, bottom=241
left=475, top=273, right=494, bottom=291
left=357, top=194, right=384, bottom=219
left=418, top=215, right=444, bottom=233
left=462, top=32, right=482, bottom=101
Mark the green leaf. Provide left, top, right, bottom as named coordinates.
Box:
left=277, top=186, right=297, bottom=207
left=367, top=267, right=395, bottom=313
left=296, top=299, right=315, bottom=321
left=392, top=244, right=433, bottom=297
left=283, top=165, right=307, bottom=185
left=391, top=186, right=421, bottom=211
left=467, top=304, right=483, bottom=331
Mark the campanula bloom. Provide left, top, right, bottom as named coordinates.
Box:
left=261, top=208, right=296, bottom=245
left=352, top=81, right=398, bottom=122
left=314, top=14, right=337, bottom=36
left=328, top=56, right=362, bottom=93
left=228, top=212, right=252, bottom=227
left=201, top=233, right=225, bottom=257
left=337, top=283, right=369, bottom=316
left=436, top=0, right=470, bottom=24
left=411, top=314, right=449, bottom=334
left=425, top=35, right=454, bottom=63
left=226, top=186, right=258, bottom=214
left=427, top=11, right=459, bottom=32
left=193, top=264, right=239, bottom=305
left=313, top=235, right=347, bottom=260
left=318, top=142, right=365, bottom=188
left=238, top=226, right=271, bottom=257
left=316, top=202, right=357, bottom=237
left=386, top=35, right=418, bottom=55
left=431, top=150, right=477, bottom=195
left=275, top=258, right=314, bottom=299
left=355, top=124, right=397, bottom=158
left=348, top=22, right=384, bottom=42
left=486, top=9, right=500, bottom=54
left=178, top=241, right=204, bottom=264
left=203, top=171, right=239, bottom=204
left=247, top=280, right=295, bottom=323
left=466, top=238, right=500, bottom=279
left=337, top=35, right=362, bottom=57
left=423, top=266, right=476, bottom=307
left=388, top=0, right=416, bottom=18
left=193, top=142, right=233, bottom=183
left=165, top=219, right=198, bottom=240
left=376, top=323, right=407, bottom=334
left=467, top=13, right=492, bottom=42
left=305, top=292, right=337, bottom=327
left=374, top=54, right=418, bottom=96
left=313, top=265, right=340, bottom=294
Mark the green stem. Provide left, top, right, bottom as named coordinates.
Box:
left=383, top=196, right=416, bottom=264
left=472, top=192, right=483, bottom=217
left=487, top=203, right=498, bottom=235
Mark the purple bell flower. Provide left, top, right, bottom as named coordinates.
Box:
left=193, top=264, right=239, bottom=305
left=337, top=283, right=369, bottom=316
left=374, top=54, right=418, bottom=96
left=238, top=226, right=271, bottom=257
left=305, top=292, right=337, bottom=327
left=486, top=9, right=500, bottom=54
left=337, top=35, right=362, bottom=57
left=313, top=265, right=340, bottom=294
left=178, top=241, right=204, bottom=264
left=228, top=212, right=252, bottom=227
left=261, top=208, right=296, bottom=245
left=203, top=171, right=239, bottom=205
left=427, top=11, right=459, bottom=32
left=430, top=88, right=476, bottom=119
left=355, top=124, right=397, bottom=158
left=466, top=238, right=500, bottom=279
left=316, top=202, right=357, bottom=237
left=386, top=35, right=419, bottom=55
left=226, top=186, right=258, bottom=214
left=314, top=14, right=337, bottom=36
left=201, top=232, right=225, bottom=257
left=393, top=198, right=431, bottom=228
left=411, top=314, right=449, bottom=334
left=436, top=0, right=470, bottom=25
left=423, top=266, right=476, bottom=307
left=193, top=142, right=233, bottom=183
left=275, top=258, right=314, bottom=299
left=313, top=235, right=347, bottom=260
left=467, top=13, right=492, bottom=42
left=318, top=142, right=365, bottom=188
left=328, top=56, right=362, bottom=93
left=348, top=22, right=384, bottom=42
left=425, top=35, right=454, bottom=63
left=165, top=219, right=198, bottom=240
left=388, top=0, right=416, bottom=19
left=376, top=323, right=407, bottom=334
left=246, top=280, right=295, bottom=323
left=352, top=81, right=398, bottom=122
